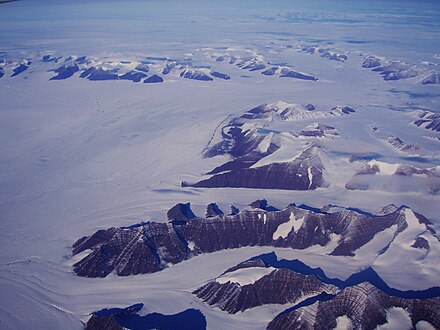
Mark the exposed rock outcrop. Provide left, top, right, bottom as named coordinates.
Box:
left=119, top=71, right=147, bottom=82
left=194, top=256, right=338, bottom=313
left=143, top=74, right=163, bottom=83
left=180, top=68, right=213, bottom=81
left=267, top=283, right=440, bottom=330
left=184, top=101, right=355, bottom=190
left=413, top=110, right=440, bottom=132
left=186, top=146, right=327, bottom=190
left=50, top=64, right=79, bottom=80
left=85, top=303, right=206, bottom=330
left=210, top=71, right=230, bottom=80
left=206, top=203, right=224, bottom=217
left=80, top=67, right=119, bottom=81
left=72, top=202, right=435, bottom=278
left=167, top=202, right=197, bottom=221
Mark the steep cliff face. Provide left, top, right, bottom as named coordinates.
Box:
left=85, top=304, right=206, bottom=330
left=183, top=101, right=356, bottom=190
left=188, top=146, right=326, bottom=190
left=192, top=252, right=440, bottom=328
left=267, top=283, right=440, bottom=330
left=73, top=222, right=190, bottom=277
left=72, top=202, right=436, bottom=278
left=193, top=257, right=338, bottom=314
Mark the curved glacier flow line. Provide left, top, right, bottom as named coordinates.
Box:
left=202, top=114, right=235, bottom=154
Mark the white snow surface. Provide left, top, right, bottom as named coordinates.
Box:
left=216, top=267, right=275, bottom=286
left=368, top=160, right=400, bottom=175
left=188, top=241, right=196, bottom=251
left=416, top=321, right=437, bottom=330
left=375, top=307, right=413, bottom=330
left=333, top=315, right=352, bottom=330
left=273, top=212, right=305, bottom=240
left=1, top=0, right=440, bottom=329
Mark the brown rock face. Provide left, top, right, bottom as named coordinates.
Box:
left=189, top=146, right=327, bottom=190
left=194, top=267, right=338, bottom=313
left=72, top=203, right=431, bottom=278
left=167, top=203, right=196, bottom=221
left=85, top=315, right=123, bottom=330
left=267, top=283, right=440, bottom=330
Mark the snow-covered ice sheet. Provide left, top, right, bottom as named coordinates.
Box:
left=216, top=267, right=275, bottom=286
left=1, top=0, right=440, bottom=329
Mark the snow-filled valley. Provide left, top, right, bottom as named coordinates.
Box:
left=1, top=0, right=440, bottom=329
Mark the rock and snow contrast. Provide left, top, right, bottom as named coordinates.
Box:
left=346, top=160, right=440, bottom=193
left=85, top=303, right=207, bottom=330
left=361, top=56, right=440, bottom=85
left=1, top=0, right=440, bottom=329
left=195, top=252, right=440, bottom=328
left=268, top=282, right=440, bottom=330
left=72, top=201, right=440, bottom=285
left=413, top=110, right=440, bottom=132
left=194, top=255, right=338, bottom=314
left=183, top=102, right=357, bottom=190
left=208, top=52, right=318, bottom=81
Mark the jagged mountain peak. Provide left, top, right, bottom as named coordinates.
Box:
left=71, top=201, right=438, bottom=280
left=378, top=204, right=400, bottom=215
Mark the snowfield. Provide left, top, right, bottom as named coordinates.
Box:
left=0, top=0, right=440, bottom=329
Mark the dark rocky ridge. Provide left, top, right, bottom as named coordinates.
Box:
left=194, top=252, right=440, bottom=317
left=86, top=303, right=206, bottom=330
left=72, top=202, right=434, bottom=278
left=367, top=60, right=419, bottom=81
left=183, top=101, right=354, bottom=190
left=42, top=55, right=62, bottom=63
left=300, top=46, right=348, bottom=62
left=193, top=257, right=338, bottom=313
left=362, top=55, right=440, bottom=85
left=421, top=71, right=440, bottom=85
left=185, top=146, right=327, bottom=190
left=11, top=62, right=30, bottom=77
left=143, top=74, right=163, bottom=83
left=214, top=54, right=318, bottom=80
left=267, top=282, right=440, bottom=330
left=167, top=202, right=196, bottom=221
left=135, top=63, right=149, bottom=72
left=180, top=68, right=213, bottom=81
left=119, top=71, right=147, bottom=82
left=205, top=203, right=224, bottom=217
left=50, top=64, right=79, bottom=80
left=80, top=67, right=119, bottom=81
left=362, top=56, right=381, bottom=68
left=280, top=70, right=318, bottom=81
left=210, top=71, right=230, bottom=80
left=414, top=110, right=440, bottom=132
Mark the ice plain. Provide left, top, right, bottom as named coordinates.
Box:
left=1, top=0, right=440, bottom=329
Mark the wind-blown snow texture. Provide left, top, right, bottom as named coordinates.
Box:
left=1, top=0, right=440, bottom=329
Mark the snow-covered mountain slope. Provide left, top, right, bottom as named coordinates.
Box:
left=194, top=256, right=337, bottom=314
left=208, top=51, right=318, bottom=81
left=268, top=282, right=440, bottom=330
left=346, top=160, right=440, bottom=193
left=360, top=55, right=440, bottom=85
left=186, top=102, right=355, bottom=190
left=185, top=145, right=328, bottom=190
left=299, top=45, right=348, bottom=62
left=1, top=1, right=440, bottom=329
left=413, top=110, right=440, bottom=132
left=235, top=102, right=354, bottom=122
left=71, top=201, right=440, bottom=288
left=194, top=251, right=440, bottom=329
